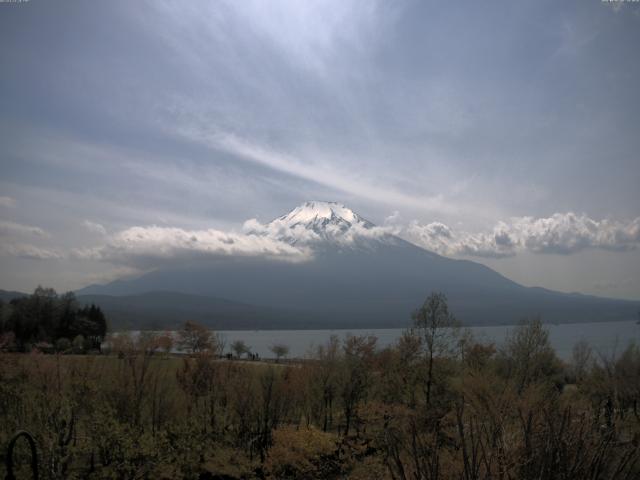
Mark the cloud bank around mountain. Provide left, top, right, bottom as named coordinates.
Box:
left=79, top=212, right=640, bottom=270
left=242, top=210, right=391, bottom=246
left=2, top=211, right=639, bottom=272
left=72, top=225, right=310, bottom=270
left=400, top=213, right=640, bottom=258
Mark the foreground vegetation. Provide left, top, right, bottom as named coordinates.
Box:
left=1, top=294, right=640, bottom=479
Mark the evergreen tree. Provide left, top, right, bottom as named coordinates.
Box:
left=0, top=288, right=108, bottom=351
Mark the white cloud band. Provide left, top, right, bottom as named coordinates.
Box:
left=402, top=213, right=640, bottom=258
left=73, top=225, right=310, bottom=269
left=2, top=212, right=638, bottom=267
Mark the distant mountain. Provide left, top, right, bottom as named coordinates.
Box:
left=0, top=289, right=28, bottom=302
left=78, top=201, right=640, bottom=328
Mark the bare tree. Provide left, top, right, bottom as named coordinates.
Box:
left=412, top=292, right=459, bottom=405
left=255, top=367, right=288, bottom=462
left=156, top=331, right=174, bottom=356
left=571, top=339, right=593, bottom=382
left=231, top=339, right=249, bottom=359
left=501, top=317, right=560, bottom=393
left=314, top=335, right=341, bottom=431
left=270, top=343, right=289, bottom=362
left=341, top=335, right=377, bottom=436
left=177, top=321, right=213, bottom=354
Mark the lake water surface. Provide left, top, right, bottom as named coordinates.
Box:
left=211, top=320, right=640, bottom=360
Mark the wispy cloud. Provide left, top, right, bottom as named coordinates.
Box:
left=0, top=220, right=49, bottom=238
left=0, top=197, right=16, bottom=208
left=0, top=219, right=58, bottom=261
left=179, top=129, right=455, bottom=215
left=82, top=220, right=107, bottom=236
left=0, top=243, right=62, bottom=260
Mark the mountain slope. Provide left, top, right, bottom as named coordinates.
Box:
left=77, top=291, right=323, bottom=330
left=78, top=202, right=640, bottom=327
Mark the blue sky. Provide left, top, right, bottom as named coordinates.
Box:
left=0, top=0, right=639, bottom=299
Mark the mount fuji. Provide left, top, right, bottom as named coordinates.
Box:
left=77, top=201, right=639, bottom=329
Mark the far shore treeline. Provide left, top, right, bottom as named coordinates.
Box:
left=0, top=286, right=107, bottom=353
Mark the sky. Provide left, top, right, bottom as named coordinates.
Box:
left=0, top=0, right=639, bottom=299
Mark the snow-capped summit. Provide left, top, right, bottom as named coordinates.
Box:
left=275, top=201, right=374, bottom=231
left=246, top=201, right=387, bottom=247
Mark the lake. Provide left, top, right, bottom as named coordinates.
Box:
left=208, top=320, right=640, bottom=360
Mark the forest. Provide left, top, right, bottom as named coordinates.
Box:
left=1, top=293, right=640, bottom=479
left=0, top=287, right=107, bottom=353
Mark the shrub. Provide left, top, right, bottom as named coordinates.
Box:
left=55, top=337, right=71, bottom=352
left=72, top=334, right=85, bottom=353
left=265, top=426, right=339, bottom=479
